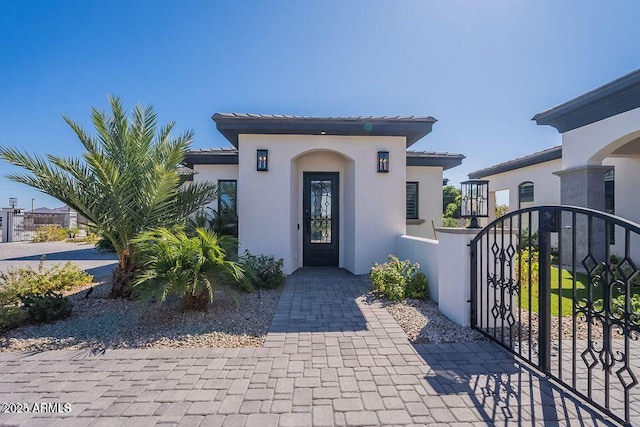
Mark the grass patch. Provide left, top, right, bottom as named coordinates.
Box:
left=518, top=266, right=640, bottom=317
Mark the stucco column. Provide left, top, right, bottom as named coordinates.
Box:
left=554, top=165, right=612, bottom=265
left=435, top=228, right=477, bottom=326
left=554, top=165, right=611, bottom=210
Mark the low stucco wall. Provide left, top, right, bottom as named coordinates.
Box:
left=396, top=234, right=439, bottom=302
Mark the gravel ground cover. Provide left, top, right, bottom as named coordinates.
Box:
left=491, top=308, right=639, bottom=342
left=380, top=297, right=487, bottom=343
left=359, top=276, right=486, bottom=344
left=0, top=278, right=281, bottom=352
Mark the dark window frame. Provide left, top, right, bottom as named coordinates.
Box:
left=518, top=181, right=534, bottom=208
left=217, top=179, right=237, bottom=213
left=605, top=169, right=615, bottom=245
left=406, top=181, right=419, bottom=219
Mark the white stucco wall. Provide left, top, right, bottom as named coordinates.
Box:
left=482, top=158, right=561, bottom=221
left=558, top=106, right=640, bottom=257
left=396, top=235, right=439, bottom=302
left=236, top=134, right=406, bottom=274
left=436, top=229, right=475, bottom=326
left=562, top=106, right=640, bottom=169
left=406, top=166, right=443, bottom=239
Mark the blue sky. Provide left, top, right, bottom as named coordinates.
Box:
left=1, top=1, right=639, bottom=208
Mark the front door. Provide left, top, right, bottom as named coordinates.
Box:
left=303, top=172, right=339, bottom=267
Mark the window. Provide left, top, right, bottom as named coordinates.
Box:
left=605, top=169, right=615, bottom=244
left=406, top=182, right=419, bottom=219
left=518, top=182, right=534, bottom=209
left=218, top=180, right=237, bottom=213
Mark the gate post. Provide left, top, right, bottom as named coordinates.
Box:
left=538, top=207, right=557, bottom=373
left=436, top=228, right=479, bottom=326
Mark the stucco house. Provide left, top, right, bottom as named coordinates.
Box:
left=468, top=68, right=640, bottom=257
left=184, top=113, right=464, bottom=274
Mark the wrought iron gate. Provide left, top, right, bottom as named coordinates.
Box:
left=470, top=206, right=639, bottom=426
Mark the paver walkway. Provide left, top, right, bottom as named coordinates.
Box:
left=0, top=268, right=618, bottom=426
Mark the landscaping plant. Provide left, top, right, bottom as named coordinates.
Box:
left=20, top=291, right=73, bottom=323
left=0, top=96, right=217, bottom=297
left=239, top=251, right=285, bottom=289
left=0, top=259, right=90, bottom=331
left=32, top=225, right=68, bottom=242
left=0, top=258, right=92, bottom=306
left=132, top=227, right=249, bottom=310
left=370, top=255, right=428, bottom=301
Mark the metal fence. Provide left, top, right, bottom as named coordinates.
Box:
left=470, top=206, right=639, bottom=426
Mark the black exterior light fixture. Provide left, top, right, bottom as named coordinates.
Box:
left=377, top=151, right=389, bottom=173
left=256, top=149, right=268, bottom=171
left=460, top=179, right=489, bottom=229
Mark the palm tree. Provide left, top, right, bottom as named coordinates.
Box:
left=132, top=227, right=249, bottom=310
left=0, top=96, right=217, bottom=297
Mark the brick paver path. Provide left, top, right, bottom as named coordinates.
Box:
left=0, top=268, right=617, bottom=426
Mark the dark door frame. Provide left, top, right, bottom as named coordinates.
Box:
left=302, top=172, right=339, bottom=267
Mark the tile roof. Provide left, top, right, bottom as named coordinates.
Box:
left=467, top=145, right=562, bottom=179
left=533, top=68, right=640, bottom=132
left=211, top=113, right=437, bottom=147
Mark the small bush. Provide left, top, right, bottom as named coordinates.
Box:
left=516, top=247, right=540, bottom=288
left=133, top=228, right=249, bottom=310
left=32, top=225, right=68, bottom=242
left=68, top=230, right=100, bottom=244
left=0, top=306, right=27, bottom=332
left=0, top=259, right=93, bottom=308
left=405, top=271, right=428, bottom=299
left=20, top=291, right=72, bottom=323
left=441, top=217, right=459, bottom=228
left=370, top=256, right=428, bottom=301
left=239, top=252, right=285, bottom=289
left=66, top=226, right=79, bottom=238
left=594, top=294, right=640, bottom=326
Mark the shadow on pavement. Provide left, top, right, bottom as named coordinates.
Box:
left=4, top=248, right=117, bottom=262
left=414, top=342, right=617, bottom=426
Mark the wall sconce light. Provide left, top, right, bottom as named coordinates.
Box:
left=377, top=151, right=389, bottom=173
left=460, top=179, right=489, bottom=228
left=256, top=149, right=268, bottom=171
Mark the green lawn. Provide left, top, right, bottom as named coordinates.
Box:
left=517, top=266, right=638, bottom=317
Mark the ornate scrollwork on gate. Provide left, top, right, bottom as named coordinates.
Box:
left=575, top=257, right=639, bottom=395
left=487, top=241, right=519, bottom=327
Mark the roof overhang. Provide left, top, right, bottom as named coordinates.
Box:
left=183, top=150, right=238, bottom=168
left=212, top=113, right=437, bottom=148
left=406, top=152, right=465, bottom=170
left=468, top=146, right=562, bottom=179
left=533, top=69, right=640, bottom=133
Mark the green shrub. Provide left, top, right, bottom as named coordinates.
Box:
left=0, top=306, right=27, bottom=332
left=594, top=294, right=640, bottom=326
left=133, top=228, right=249, bottom=310
left=405, top=271, right=428, bottom=299
left=0, top=259, right=93, bottom=308
left=441, top=217, right=459, bottom=228
left=20, top=291, right=72, bottom=323
left=516, top=247, right=539, bottom=288
left=239, top=252, right=285, bottom=289
left=32, top=225, right=68, bottom=242
left=66, top=226, right=79, bottom=238
left=370, top=256, right=428, bottom=301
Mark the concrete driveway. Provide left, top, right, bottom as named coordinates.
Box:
left=0, top=241, right=118, bottom=279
